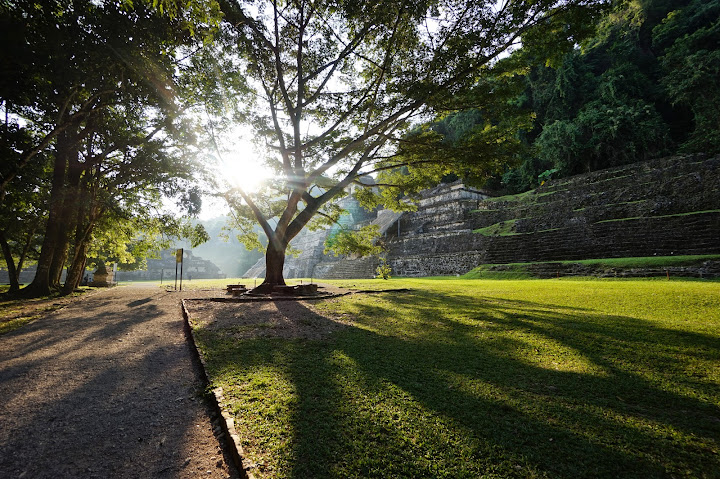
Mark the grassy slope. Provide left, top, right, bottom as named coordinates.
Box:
left=463, top=255, right=720, bottom=279
left=192, top=278, right=720, bottom=478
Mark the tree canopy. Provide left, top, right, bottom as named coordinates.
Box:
left=216, top=0, right=605, bottom=290
left=496, top=0, right=720, bottom=192
left=0, top=0, right=225, bottom=295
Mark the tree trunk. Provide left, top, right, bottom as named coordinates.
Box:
left=0, top=230, right=20, bottom=293
left=61, top=202, right=98, bottom=295
left=255, top=237, right=287, bottom=293
left=62, top=233, right=92, bottom=295
left=48, top=147, right=83, bottom=287
left=15, top=223, right=39, bottom=283
left=23, top=145, right=68, bottom=297
left=24, top=129, right=84, bottom=297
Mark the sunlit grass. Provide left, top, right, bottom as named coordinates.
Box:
left=153, top=277, right=314, bottom=290
left=190, top=278, right=720, bottom=478
left=463, top=255, right=720, bottom=279
left=0, top=315, right=39, bottom=334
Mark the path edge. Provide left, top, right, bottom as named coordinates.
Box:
left=181, top=299, right=256, bottom=479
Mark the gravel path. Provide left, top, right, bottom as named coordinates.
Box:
left=0, top=285, right=240, bottom=479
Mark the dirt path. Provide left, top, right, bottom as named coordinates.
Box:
left=0, top=285, right=240, bottom=479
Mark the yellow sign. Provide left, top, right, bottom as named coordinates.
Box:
left=175, top=248, right=183, bottom=263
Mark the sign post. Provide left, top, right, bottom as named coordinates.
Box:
left=174, top=248, right=183, bottom=291
left=179, top=249, right=184, bottom=291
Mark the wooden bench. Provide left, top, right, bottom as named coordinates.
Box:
left=272, top=285, right=297, bottom=295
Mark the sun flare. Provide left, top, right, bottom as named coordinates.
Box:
left=221, top=153, right=269, bottom=193
left=213, top=130, right=271, bottom=193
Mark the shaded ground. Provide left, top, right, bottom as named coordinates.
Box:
left=185, top=299, right=354, bottom=341
left=0, top=288, right=95, bottom=334
left=0, top=285, right=241, bottom=478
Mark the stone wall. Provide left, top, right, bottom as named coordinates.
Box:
left=386, top=154, right=720, bottom=276
left=244, top=154, right=719, bottom=279
left=314, top=256, right=379, bottom=279
left=115, top=249, right=225, bottom=281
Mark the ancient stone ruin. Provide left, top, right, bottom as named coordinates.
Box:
left=115, top=249, right=225, bottom=281
left=89, top=263, right=115, bottom=287
left=243, top=154, right=720, bottom=279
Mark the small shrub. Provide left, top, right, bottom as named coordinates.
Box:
left=376, top=258, right=392, bottom=280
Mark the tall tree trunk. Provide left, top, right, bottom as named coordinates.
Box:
left=0, top=230, right=20, bottom=293
left=61, top=201, right=99, bottom=295
left=15, top=223, right=39, bottom=283
left=48, top=148, right=83, bottom=287
left=62, top=232, right=93, bottom=295
left=256, top=236, right=287, bottom=293
left=23, top=138, right=69, bottom=297
left=24, top=127, right=87, bottom=297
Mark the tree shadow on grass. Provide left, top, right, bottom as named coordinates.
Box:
left=198, top=291, right=720, bottom=478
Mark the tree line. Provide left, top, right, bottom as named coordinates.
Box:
left=3, top=0, right=714, bottom=295
left=0, top=0, right=232, bottom=295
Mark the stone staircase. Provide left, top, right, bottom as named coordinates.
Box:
left=314, top=256, right=379, bottom=279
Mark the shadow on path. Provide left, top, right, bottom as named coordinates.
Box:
left=0, top=286, right=239, bottom=479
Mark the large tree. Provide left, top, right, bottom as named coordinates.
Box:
left=0, top=0, right=227, bottom=296
left=217, top=0, right=604, bottom=291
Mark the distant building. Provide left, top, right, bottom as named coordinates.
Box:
left=115, top=249, right=225, bottom=281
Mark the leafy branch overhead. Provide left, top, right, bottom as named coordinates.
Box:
left=216, top=0, right=606, bottom=288
left=324, top=225, right=383, bottom=258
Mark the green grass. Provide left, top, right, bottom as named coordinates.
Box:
left=462, top=264, right=534, bottom=279
left=481, top=189, right=537, bottom=204
left=191, top=278, right=720, bottom=478
left=473, top=219, right=521, bottom=236
left=158, top=277, right=316, bottom=290
left=0, top=314, right=41, bottom=334
left=565, top=255, right=720, bottom=268
left=463, top=255, right=720, bottom=279
left=115, top=277, right=262, bottom=290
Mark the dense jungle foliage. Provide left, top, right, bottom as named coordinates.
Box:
left=435, top=0, right=720, bottom=193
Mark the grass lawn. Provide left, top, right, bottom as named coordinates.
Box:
left=189, top=278, right=720, bottom=478
left=462, top=255, right=720, bottom=279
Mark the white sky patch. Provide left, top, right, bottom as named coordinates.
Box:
left=209, top=121, right=271, bottom=189
left=196, top=124, right=272, bottom=221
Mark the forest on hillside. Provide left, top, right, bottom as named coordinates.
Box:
left=432, top=0, right=719, bottom=193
